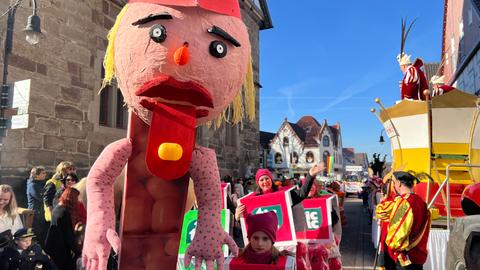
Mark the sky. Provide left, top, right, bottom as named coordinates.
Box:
left=259, top=0, right=444, bottom=162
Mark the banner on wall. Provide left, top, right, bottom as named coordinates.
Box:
left=177, top=209, right=230, bottom=270
left=239, top=187, right=296, bottom=247
left=297, top=195, right=334, bottom=243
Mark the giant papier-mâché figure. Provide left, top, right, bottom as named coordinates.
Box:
left=81, top=0, right=254, bottom=269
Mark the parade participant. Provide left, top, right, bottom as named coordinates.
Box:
left=398, top=54, right=429, bottom=100
left=45, top=188, right=81, bottom=270
left=302, top=178, right=342, bottom=270
left=384, top=171, right=431, bottom=270
left=43, top=161, right=75, bottom=223
left=0, top=185, right=23, bottom=235
left=235, top=164, right=324, bottom=270
left=82, top=0, right=254, bottom=269
left=237, top=211, right=292, bottom=265
left=375, top=179, right=396, bottom=270
left=430, top=75, right=455, bottom=97
left=397, top=19, right=428, bottom=101
left=0, top=228, right=57, bottom=270
left=235, top=163, right=325, bottom=223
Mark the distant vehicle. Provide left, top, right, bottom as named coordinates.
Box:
left=344, top=175, right=363, bottom=197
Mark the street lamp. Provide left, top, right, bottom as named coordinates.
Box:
left=1, top=0, right=42, bottom=138
left=379, top=130, right=385, bottom=145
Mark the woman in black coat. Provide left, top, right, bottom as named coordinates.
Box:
left=45, top=187, right=80, bottom=270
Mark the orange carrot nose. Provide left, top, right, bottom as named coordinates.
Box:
left=174, top=42, right=190, bottom=66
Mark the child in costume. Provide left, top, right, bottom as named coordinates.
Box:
left=0, top=228, right=57, bottom=270
left=237, top=211, right=291, bottom=265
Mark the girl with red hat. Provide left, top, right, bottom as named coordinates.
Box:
left=236, top=211, right=292, bottom=265
left=235, top=163, right=325, bottom=270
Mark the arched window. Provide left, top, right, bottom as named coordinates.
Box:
left=283, top=137, right=289, bottom=146
left=306, top=151, right=314, bottom=163
left=275, top=153, right=283, bottom=164
left=292, top=152, right=299, bottom=164
left=322, top=135, right=330, bottom=147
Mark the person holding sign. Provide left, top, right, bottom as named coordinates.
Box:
left=235, top=163, right=326, bottom=222
left=235, top=164, right=325, bottom=270
left=237, top=212, right=292, bottom=265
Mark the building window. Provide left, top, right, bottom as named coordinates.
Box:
left=283, top=137, right=289, bottom=146
left=322, top=135, right=330, bottom=147
left=99, top=66, right=128, bottom=129
left=99, top=85, right=128, bottom=129
left=292, top=152, right=299, bottom=164
left=306, top=151, right=314, bottom=163
left=275, top=153, right=283, bottom=164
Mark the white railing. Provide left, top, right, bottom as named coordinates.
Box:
left=427, top=163, right=480, bottom=230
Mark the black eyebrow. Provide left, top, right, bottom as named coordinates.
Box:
left=132, top=12, right=173, bottom=26
left=207, top=25, right=241, bottom=47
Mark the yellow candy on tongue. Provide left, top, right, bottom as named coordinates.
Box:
left=158, top=143, right=183, bottom=161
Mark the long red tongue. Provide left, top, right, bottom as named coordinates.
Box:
left=145, top=102, right=196, bottom=180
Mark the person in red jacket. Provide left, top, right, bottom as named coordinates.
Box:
left=384, top=171, right=431, bottom=270
left=397, top=53, right=429, bottom=100
left=430, top=75, right=455, bottom=97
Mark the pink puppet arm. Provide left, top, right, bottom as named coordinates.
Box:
left=82, top=138, right=132, bottom=270
left=184, top=146, right=238, bottom=270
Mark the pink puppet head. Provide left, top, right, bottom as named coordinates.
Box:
left=102, top=1, right=253, bottom=180
left=105, top=0, right=252, bottom=126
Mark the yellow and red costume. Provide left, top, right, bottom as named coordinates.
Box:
left=385, top=193, right=431, bottom=267
left=401, top=59, right=429, bottom=100
left=375, top=193, right=396, bottom=270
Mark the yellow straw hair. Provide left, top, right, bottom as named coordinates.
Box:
left=244, top=58, right=255, bottom=121
left=212, top=57, right=256, bottom=128
left=102, top=4, right=129, bottom=89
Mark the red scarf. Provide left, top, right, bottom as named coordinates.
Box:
left=243, top=245, right=273, bottom=265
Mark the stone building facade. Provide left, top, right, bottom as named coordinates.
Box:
left=0, top=0, right=272, bottom=206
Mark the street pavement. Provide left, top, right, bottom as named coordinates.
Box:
left=340, top=197, right=377, bottom=270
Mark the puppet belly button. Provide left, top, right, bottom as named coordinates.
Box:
left=158, top=143, right=183, bottom=161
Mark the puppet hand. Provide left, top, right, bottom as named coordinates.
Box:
left=82, top=229, right=118, bottom=270
left=184, top=229, right=238, bottom=270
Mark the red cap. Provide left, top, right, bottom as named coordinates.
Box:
left=246, top=211, right=278, bottom=242
left=255, top=169, right=273, bottom=184
left=128, top=0, right=241, bottom=19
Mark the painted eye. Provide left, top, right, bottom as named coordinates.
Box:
left=209, top=40, right=227, bottom=58
left=149, top=24, right=167, bottom=43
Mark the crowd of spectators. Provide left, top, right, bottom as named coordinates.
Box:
left=1, top=161, right=346, bottom=270
left=0, top=161, right=86, bottom=270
